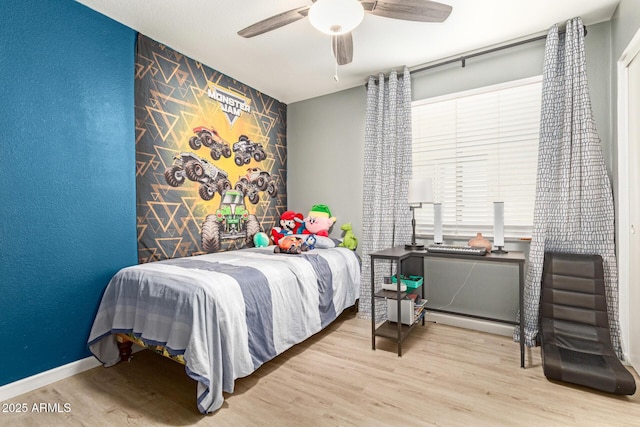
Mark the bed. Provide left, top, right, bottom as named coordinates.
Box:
left=87, top=245, right=360, bottom=413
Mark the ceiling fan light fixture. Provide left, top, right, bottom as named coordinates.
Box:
left=308, top=0, right=365, bottom=35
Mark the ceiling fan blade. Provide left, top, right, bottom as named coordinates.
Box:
left=238, top=6, right=310, bottom=38
left=332, top=33, right=353, bottom=66
left=362, top=0, right=452, bottom=23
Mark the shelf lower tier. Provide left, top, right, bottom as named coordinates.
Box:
left=374, top=319, right=422, bottom=343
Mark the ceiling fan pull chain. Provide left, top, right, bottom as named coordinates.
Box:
left=331, top=37, right=340, bottom=81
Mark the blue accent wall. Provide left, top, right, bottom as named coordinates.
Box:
left=0, top=0, right=137, bottom=386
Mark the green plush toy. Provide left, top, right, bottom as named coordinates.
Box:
left=253, top=231, right=270, bottom=248
left=338, top=223, right=358, bottom=250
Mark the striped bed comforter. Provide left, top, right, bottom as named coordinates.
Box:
left=87, top=246, right=361, bottom=413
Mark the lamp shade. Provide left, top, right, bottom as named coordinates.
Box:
left=308, top=0, right=365, bottom=35
left=408, top=178, right=433, bottom=204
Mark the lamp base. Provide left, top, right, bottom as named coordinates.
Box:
left=405, top=243, right=425, bottom=250
left=493, top=246, right=508, bottom=254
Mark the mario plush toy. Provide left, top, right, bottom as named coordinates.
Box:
left=301, top=204, right=336, bottom=237
left=271, top=210, right=303, bottom=244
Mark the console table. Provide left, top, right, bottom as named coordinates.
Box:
left=370, top=246, right=526, bottom=367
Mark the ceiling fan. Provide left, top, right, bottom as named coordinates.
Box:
left=238, top=0, right=453, bottom=66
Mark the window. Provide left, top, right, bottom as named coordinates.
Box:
left=411, top=76, right=542, bottom=239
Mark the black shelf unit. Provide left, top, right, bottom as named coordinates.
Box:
left=370, top=249, right=425, bottom=356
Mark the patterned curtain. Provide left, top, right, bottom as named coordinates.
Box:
left=519, top=18, right=622, bottom=357
left=359, top=67, right=412, bottom=321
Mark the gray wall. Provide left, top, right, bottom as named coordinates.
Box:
left=288, top=20, right=613, bottom=250
left=287, top=85, right=367, bottom=245
left=610, top=0, right=640, bottom=198
left=612, top=0, right=640, bottom=56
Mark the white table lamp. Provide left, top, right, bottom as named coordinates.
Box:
left=493, top=201, right=508, bottom=253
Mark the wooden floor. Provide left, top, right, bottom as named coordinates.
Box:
left=3, top=312, right=640, bottom=426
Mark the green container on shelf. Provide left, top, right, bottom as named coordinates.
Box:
left=391, top=274, right=423, bottom=290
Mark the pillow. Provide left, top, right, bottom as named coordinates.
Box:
left=289, top=234, right=337, bottom=249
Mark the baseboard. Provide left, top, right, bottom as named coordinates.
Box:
left=424, top=313, right=640, bottom=372
left=0, top=356, right=102, bottom=402
left=0, top=344, right=144, bottom=402
left=425, top=312, right=515, bottom=337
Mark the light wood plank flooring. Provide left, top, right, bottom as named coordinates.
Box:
left=2, top=311, right=639, bottom=426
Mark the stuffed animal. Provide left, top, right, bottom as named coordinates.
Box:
left=300, top=204, right=336, bottom=237
left=274, top=235, right=306, bottom=254
left=271, top=210, right=304, bottom=244
left=253, top=231, right=270, bottom=248
left=302, top=234, right=317, bottom=251
left=338, top=223, right=358, bottom=250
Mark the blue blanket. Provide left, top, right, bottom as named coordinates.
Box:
left=88, top=246, right=360, bottom=413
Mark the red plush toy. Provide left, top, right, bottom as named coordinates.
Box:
left=271, top=210, right=304, bottom=244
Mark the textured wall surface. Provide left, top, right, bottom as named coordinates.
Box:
left=0, top=0, right=137, bottom=386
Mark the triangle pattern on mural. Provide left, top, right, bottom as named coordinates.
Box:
left=148, top=201, right=182, bottom=233
left=150, top=82, right=177, bottom=106
left=138, top=247, right=159, bottom=264
left=153, top=51, right=181, bottom=84
left=156, top=237, right=183, bottom=259
left=136, top=151, right=157, bottom=177
left=146, top=106, right=180, bottom=143
left=135, top=54, right=155, bottom=80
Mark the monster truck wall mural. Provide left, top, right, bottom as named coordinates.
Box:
left=135, top=34, right=286, bottom=262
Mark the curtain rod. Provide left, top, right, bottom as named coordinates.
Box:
left=369, top=25, right=587, bottom=85
left=412, top=25, right=587, bottom=74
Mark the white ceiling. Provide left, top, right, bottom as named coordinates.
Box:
left=76, top=0, right=619, bottom=104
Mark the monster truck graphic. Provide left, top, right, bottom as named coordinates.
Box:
left=201, top=189, right=261, bottom=253
left=233, top=135, right=266, bottom=166
left=164, top=152, right=232, bottom=201
left=234, top=167, right=278, bottom=204
left=188, top=126, right=232, bottom=161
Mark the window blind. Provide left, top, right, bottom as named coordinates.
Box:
left=411, top=76, right=542, bottom=239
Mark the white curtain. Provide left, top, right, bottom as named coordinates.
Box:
left=519, top=18, right=622, bottom=357
left=359, top=67, right=412, bottom=321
